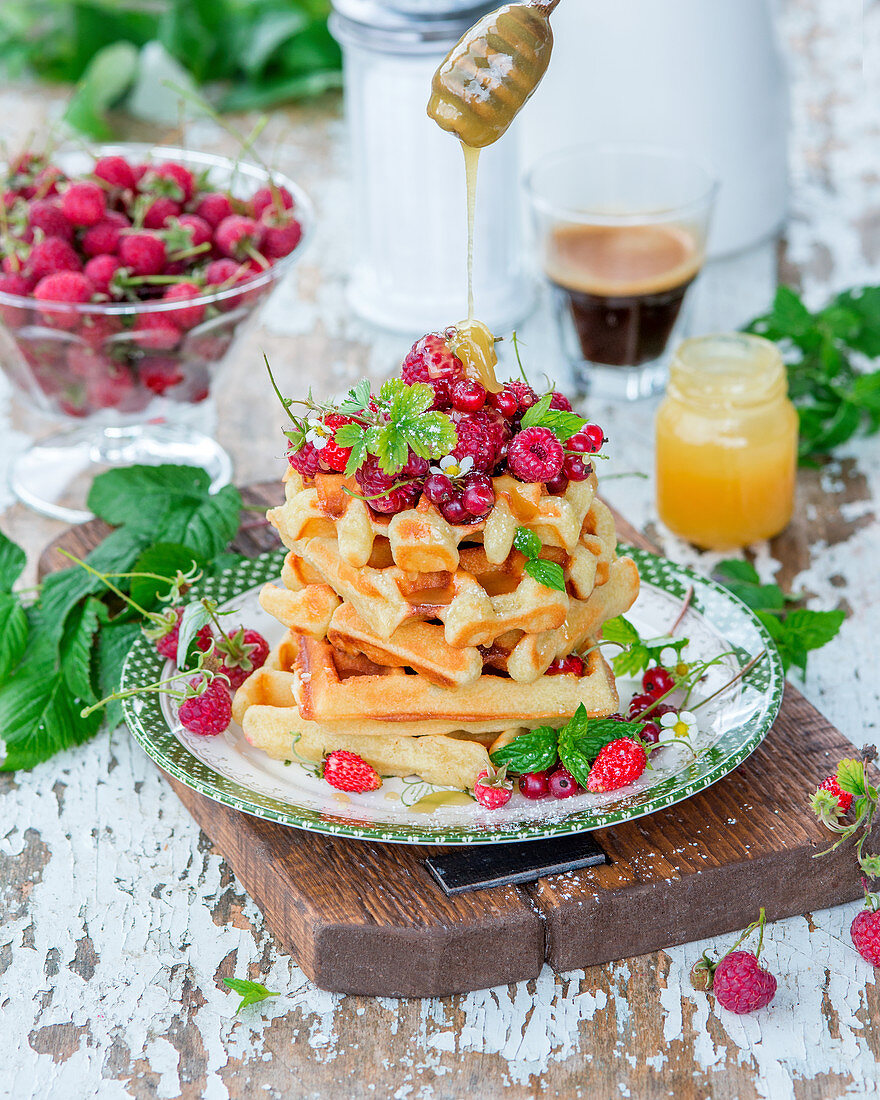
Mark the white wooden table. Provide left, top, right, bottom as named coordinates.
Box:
left=2, top=2, right=879, bottom=1096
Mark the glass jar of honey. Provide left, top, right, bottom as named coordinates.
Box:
left=655, top=333, right=798, bottom=549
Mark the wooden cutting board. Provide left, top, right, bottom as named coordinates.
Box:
left=40, top=482, right=873, bottom=997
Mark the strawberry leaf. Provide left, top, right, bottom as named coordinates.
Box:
left=836, top=758, right=866, bottom=796
left=601, top=615, right=640, bottom=647
left=342, top=427, right=371, bottom=478
left=611, top=643, right=652, bottom=677
left=223, top=977, right=280, bottom=1014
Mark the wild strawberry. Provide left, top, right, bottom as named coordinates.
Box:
left=214, top=628, right=270, bottom=690
left=205, top=258, right=243, bottom=286
left=195, top=192, right=233, bottom=228
left=322, top=750, right=381, bottom=793
left=148, top=162, right=195, bottom=203
left=251, top=185, right=294, bottom=219
left=287, top=441, right=322, bottom=478
left=355, top=455, right=421, bottom=514
left=547, top=655, right=584, bottom=676
left=586, top=738, right=647, bottom=792
left=139, top=358, right=184, bottom=395
left=162, top=282, right=205, bottom=329
left=0, top=271, right=31, bottom=299
left=81, top=211, right=129, bottom=257
left=28, top=199, right=73, bottom=242
left=83, top=254, right=122, bottom=297
left=548, top=765, right=581, bottom=799
left=93, top=155, right=137, bottom=191
left=816, top=775, right=853, bottom=813
left=507, top=426, right=564, bottom=483
left=317, top=412, right=355, bottom=472
left=711, top=951, right=777, bottom=1013
left=60, top=181, right=106, bottom=227
left=175, top=213, right=213, bottom=250
left=402, top=332, right=464, bottom=408
left=215, top=215, right=264, bottom=260
left=474, top=764, right=513, bottom=809
left=143, top=196, right=181, bottom=230
left=86, top=364, right=136, bottom=410
left=451, top=408, right=507, bottom=473
left=119, top=232, right=166, bottom=276
left=34, top=272, right=94, bottom=328
left=132, top=312, right=182, bottom=351
left=260, top=211, right=303, bottom=259
left=28, top=237, right=82, bottom=281
left=851, top=908, right=880, bottom=966
left=549, top=391, right=573, bottom=411
left=178, top=676, right=232, bottom=737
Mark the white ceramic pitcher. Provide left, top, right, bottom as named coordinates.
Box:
left=520, top=0, right=790, bottom=256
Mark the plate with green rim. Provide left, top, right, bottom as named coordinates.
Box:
left=120, top=546, right=785, bottom=845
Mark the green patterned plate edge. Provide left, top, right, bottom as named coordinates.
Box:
left=120, top=545, right=785, bottom=846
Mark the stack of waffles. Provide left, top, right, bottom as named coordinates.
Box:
left=233, top=466, right=639, bottom=790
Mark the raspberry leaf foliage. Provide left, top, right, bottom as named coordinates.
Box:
left=0, top=532, right=28, bottom=684
left=521, top=393, right=589, bottom=442
left=222, top=978, right=280, bottom=1014
left=601, top=614, right=688, bottom=677
left=513, top=526, right=566, bottom=594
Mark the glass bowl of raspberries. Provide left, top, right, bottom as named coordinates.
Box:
left=0, top=144, right=312, bottom=522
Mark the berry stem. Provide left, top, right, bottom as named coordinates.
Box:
left=167, top=241, right=212, bottom=263
left=264, top=354, right=300, bottom=425
left=688, top=651, right=767, bottom=713
left=80, top=668, right=196, bottom=717
left=58, top=549, right=161, bottom=624
left=669, top=585, right=694, bottom=636
left=510, top=331, right=531, bottom=384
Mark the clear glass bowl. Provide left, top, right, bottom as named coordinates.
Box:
left=0, top=143, right=313, bottom=522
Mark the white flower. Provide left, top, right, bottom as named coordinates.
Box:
left=304, top=414, right=332, bottom=451
left=658, top=641, right=693, bottom=676
left=658, top=710, right=698, bottom=743
left=431, top=454, right=473, bottom=479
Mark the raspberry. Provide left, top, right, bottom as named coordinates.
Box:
left=60, top=181, right=106, bottom=227
left=28, top=237, right=81, bottom=281
left=132, top=312, right=182, bottom=351
left=252, top=185, right=294, bottom=220
left=519, top=771, right=551, bottom=799
left=586, top=738, right=647, bottom=792
left=356, top=456, right=421, bottom=514
left=176, top=214, right=213, bottom=250
left=548, top=765, right=581, bottom=799
left=83, top=254, right=122, bottom=297
left=93, top=155, right=137, bottom=191
left=260, top=212, right=303, bottom=259
left=288, top=441, right=322, bottom=477
left=119, top=232, right=166, bottom=276
left=549, top=391, right=573, bottom=411
left=216, top=628, right=270, bottom=690
left=139, top=358, right=184, bottom=395
left=81, top=211, right=129, bottom=257
left=154, top=610, right=213, bottom=662
left=28, top=199, right=73, bottom=242
left=149, top=162, right=195, bottom=203
left=143, top=197, right=181, bottom=230
left=474, top=766, right=513, bottom=809
left=162, top=282, right=205, bottom=329
left=178, top=677, right=232, bottom=737
left=316, top=413, right=355, bottom=472
left=816, top=775, right=853, bottom=813
left=507, top=426, right=564, bottom=483
left=322, top=750, right=381, bottom=793
left=451, top=409, right=506, bottom=473
left=34, top=271, right=93, bottom=327
left=711, top=951, right=777, bottom=1013
left=401, top=452, right=430, bottom=478
left=215, top=215, right=263, bottom=260
left=402, top=333, right=464, bottom=409
left=851, top=908, right=880, bottom=966
left=195, top=192, right=233, bottom=228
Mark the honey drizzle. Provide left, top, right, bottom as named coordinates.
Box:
left=462, top=141, right=481, bottom=322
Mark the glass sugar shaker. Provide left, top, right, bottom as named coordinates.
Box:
left=329, top=1, right=534, bottom=334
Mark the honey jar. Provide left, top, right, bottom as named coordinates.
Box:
left=655, top=333, right=798, bottom=549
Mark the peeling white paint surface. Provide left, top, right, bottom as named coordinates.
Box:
left=2, top=0, right=880, bottom=1096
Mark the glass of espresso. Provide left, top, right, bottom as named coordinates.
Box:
left=525, top=145, right=717, bottom=400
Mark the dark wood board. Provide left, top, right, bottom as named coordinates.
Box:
left=39, top=481, right=876, bottom=997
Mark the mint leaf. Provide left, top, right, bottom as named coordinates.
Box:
left=513, top=527, right=542, bottom=560
left=490, top=726, right=559, bottom=774
left=0, top=532, right=26, bottom=592
left=521, top=395, right=588, bottom=441
left=782, top=608, right=845, bottom=652
left=130, top=544, right=207, bottom=611
left=223, top=978, right=280, bottom=1014
left=524, top=559, right=566, bottom=593
left=715, top=560, right=761, bottom=586
left=0, top=594, right=28, bottom=683
left=601, top=615, right=640, bottom=647
left=558, top=711, right=644, bottom=788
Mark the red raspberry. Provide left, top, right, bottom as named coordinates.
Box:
left=83, top=254, right=122, bottom=297
left=260, top=212, right=303, bottom=259
left=507, top=426, right=564, bottom=483
left=322, top=750, right=381, bottom=793
left=549, top=391, right=573, bottom=411
left=176, top=214, right=213, bottom=250
left=143, top=197, right=181, bottom=230
left=132, top=312, right=182, bottom=351
left=34, top=271, right=93, bottom=328
left=288, top=441, right=322, bottom=478
left=81, top=211, right=129, bottom=257
left=178, top=677, right=232, bottom=737
left=60, top=181, right=106, bottom=227
left=451, top=409, right=507, bottom=473
left=216, top=628, right=270, bottom=690
left=28, top=237, right=82, bottom=281
left=318, top=412, right=355, bottom=472
left=93, top=155, right=137, bottom=191
left=139, top=359, right=184, bottom=395
left=355, top=456, right=421, bottom=514
left=586, top=738, right=647, bottom=792
left=154, top=610, right=213, bottom=662
left=28, top=199, right=73, bottom=242
left=711, top=951, right=777, bottom=1013
left=548, top=765, right=581, bottom=799
left=474, top=766, right=513, bottom=810
left=547, top=655, right=584, bottom=676
left=816, top=775, right=853, bottom=813
left=851, top=908, right=880, bottom=966
left=402, top=333, right=464, bottom=409
left=149, top=162, right=195, bottom=203
left=215, top=215, right=264, bottom=260
left=195, top=193, right=233, bottom=228
left=162, top=282, right=205, bottom=329
left=251, top=185, right=294, bottom=219
left=78, top=313, right=122, bottom=348
left=119, top=232, right=166, bottom=276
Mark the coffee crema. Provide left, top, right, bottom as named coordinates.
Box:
left=545, top=224, right=703, bottom=367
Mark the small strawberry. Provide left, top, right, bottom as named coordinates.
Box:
left=162, top=282, right=206, bottom=329
left=321, top=750, right=381, bottom=794
left=93, top=155, right=138, bottom=192
left=474, top=764, right=513, bottom=809
left=178, top=676, right=232, bottom=737
left=118, top=231, right=166, bottom=276
left=60, top=181, right=106, bottom=227
left=585, top=738, right=647, bottom=793
left=815, top=775, right=853, bottom=814
left=215, top=215, right=264, bottom=261
left=851, top=906, right=880, bottom=966
left=195, top=192, right=233, bottom=228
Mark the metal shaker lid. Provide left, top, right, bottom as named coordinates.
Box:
left=330, top=0, right=496, bottom=53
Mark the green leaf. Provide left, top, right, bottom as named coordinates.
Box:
left=129, top=543, right=207, bottom=610
left=223, top=977, right=280, bottom=1014
left=556, top=709, right=642, bottom=788
left=59, top=597, right=104, bottom=704
left=524, top=559, right=566, bottom=594
left=513, top=527, right=542, bottom=560
left=601, top=615, right=640, bottom=647
left=342, top=427, right=371, bottom=478
left=333, top=423, right=364, bottom=448
left=611, top=643, right=652, bottom=677
left=0, top=532, right=26, bottom=592
left=779, top=609, right=845, bottom=655
left=176, top=601, right=214, bottom=670
left=837, top=758, right=866, bottom=796
left=520, top=395, right=588, bottom=441
left=0, top=594, right=28, bottom=683
left=715, top=560, right=761, bottom=586
left=63, top=41, right=139, bottom=139
left=490, top=726, right=559, bottom=775
left=96, top=620, right=143, bottom=730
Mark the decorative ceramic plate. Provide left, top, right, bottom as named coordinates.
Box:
left=120, top=547, right=784, bottom=845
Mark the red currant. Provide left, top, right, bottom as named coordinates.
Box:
left=518, top=771, right=551, bottom=799
left=642, top=667, right=675, bottom=697
left=450, top=378, right=487, bottom=412
left=583, top=424, right=604, bottom=452
left=563, top=455, right=591, bottom=481
left=639, top=721, right=661, bottom=744
left=548, top=765, right=581, bottom=799
left=440, top=496, right=470, bottom=524
left=546, top=473, right=569, bottom=495
left=424, top=473, right=454, bottom=505
left=461, top=475, right=494, bottom=517
left=488, top=389, right=519, bottom=418
left=546, top=655, right=584, bottom=676
left=567, top=432, right=591, bottom=453
left=628, top=692, right=657, bottom=718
